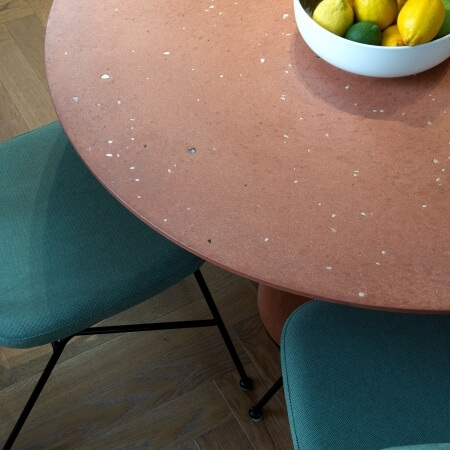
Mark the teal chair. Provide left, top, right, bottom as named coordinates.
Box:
left=281, top=301, right=450, bottom=450
left=382, top=445, right=450, bottom=449
left=0, top=123, right=251, bottom=449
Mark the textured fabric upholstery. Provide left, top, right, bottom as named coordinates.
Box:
left=281, top=301, right=450, bottom=450
left=0, top=122, right=203, bottom=348
left=382, top=445, right=450, bottom=449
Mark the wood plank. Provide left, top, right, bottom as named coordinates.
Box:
left=0, top=23, right=13, bottom=46
left=175, top=442, right=199, bottom=450
left=0, top=80, right=30, bottom=141
left=195, top=419, right=254, bottom=450
left=201, top=262, right=246, bottom=293
left=234, top=313, right=283, bottom=384
left=0, top=0, right=34, bottom=24
left=0, top=43, right=56, bottom=130
left=26, top=0, right=53, bottom=27
left=215, top=362, right=293, bottom=450
left=5, top=14, right=47, bottom=84
left=88, top=383, right=233, bottom=449
left=0, top=348, right=15, bottom=389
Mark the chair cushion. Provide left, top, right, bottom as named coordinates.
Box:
left=281, top=301, right=450, bottom=450
left=0, top=122, right=204, bottom=348
left=382, top=444, right=450, bottom=449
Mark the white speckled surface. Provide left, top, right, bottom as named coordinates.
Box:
left=45, top=0, right=449, bottom=312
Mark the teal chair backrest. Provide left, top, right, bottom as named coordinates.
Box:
left=281, top=301, right=450, bottom=450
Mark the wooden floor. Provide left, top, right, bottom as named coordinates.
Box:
left=0, top=1, right=292, bottom=448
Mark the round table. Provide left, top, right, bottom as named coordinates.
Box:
left=45, top=0, right=450, bottom=341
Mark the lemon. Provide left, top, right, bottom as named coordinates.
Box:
left=346, top=0, right=356, bottom=7
left=381, top=24, right=406, bottom=46
left=397, top=0, right=445, bottom=45
left=436, top=0, right=450, bottom=39
left=313, top=0, right=355, bottom=37
left=397, top=0, right=408, bottom=12
left=345, top=21, right=382, bottom=45
left=354, top=0, right=398, bottom=30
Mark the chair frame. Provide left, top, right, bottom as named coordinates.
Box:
left=3, top=269, right=252, bottom=449
left=249, top=376, right=283, bottom=421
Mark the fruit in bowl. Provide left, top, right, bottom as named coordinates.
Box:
left=435, top=0, right=450, bottom=38
left=293, top=0, right=450, bottom=77
left=311, top=0, right=446, bottom=46
left=353, top=0, right=398, bottom=31
left=397, top=0, right=445, bottom=45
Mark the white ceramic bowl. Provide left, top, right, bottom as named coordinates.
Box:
left=294, top=0, right=450, bottom=77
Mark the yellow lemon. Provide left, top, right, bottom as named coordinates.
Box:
left=313, top=0, right=355, bottom=37
left=397, top=0, right=408, bottom=12
left=354, top=0, right=398, bottom=30
left=381, top=24, right=406, bottom=46
left=346, top=0, right=356, bottom=8
left=397, top=0, right=445, bottom=45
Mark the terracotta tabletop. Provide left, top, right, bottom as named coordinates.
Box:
left=45, top=0, right=449, bottom=313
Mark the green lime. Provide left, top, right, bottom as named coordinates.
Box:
left=435, top=0, right=450, bottom=39
left=344, top=21, right=382, bottom=45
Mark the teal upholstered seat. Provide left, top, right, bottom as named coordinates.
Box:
left=0, top=122, right=204, bottom=348
left=0, top=122, right=251, bottom=448
left=281, top=301, right=450, bottom=450
left=382, top=445, right=450, bottom=449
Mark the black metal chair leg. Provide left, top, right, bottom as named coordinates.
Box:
left=249, top=376, right=283, bottom=422
left=194, top=270, right=252, bottom=390
left=3, top=337, right=71, bottom=450
left=3, top=272, right=252, bottom=448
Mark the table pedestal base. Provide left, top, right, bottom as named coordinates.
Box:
left=257, top=284, right=311, bottom=345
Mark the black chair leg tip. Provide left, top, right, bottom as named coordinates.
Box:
left=239, top=378, right=253, bottom=390
left=249, top=407, right=263, bottom=422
